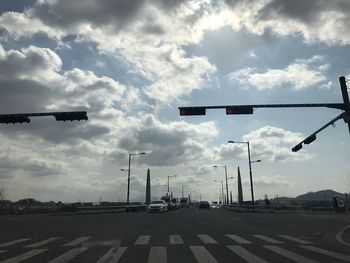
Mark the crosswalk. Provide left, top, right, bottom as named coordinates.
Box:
left=0, top=234, right=349, bottom=263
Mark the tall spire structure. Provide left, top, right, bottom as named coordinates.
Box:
left=145, top=168, right=151, bottom=205
left=237, top=166, right=243, bottom=204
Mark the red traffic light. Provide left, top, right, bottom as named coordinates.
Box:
left=179, top=107, right=206, bottom=116
left=226, top=106, right=253, bottom=115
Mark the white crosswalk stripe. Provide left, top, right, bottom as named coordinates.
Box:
left=169, top=235, right=184, bottom=244
left=47, top=247, right=88, bottom=263
left=264, top=245, right=318, bottom=263
left=253, top=235, right=283, bottom=244
left=300, top=245, right=350, bottom=262
left=226, top=234, right=251, bottom=244
left=96, top=247, right=128, bottom=263
left=227, top=245, right=268, bottom=263
left=278, top=235, right=313, bottom=244
left=190, top=246, right=218, bottom=263
left=0, top=239, right=31, bottom=248
left=147, top=246, right=167, bottom=263
left=25, top=237, right=61, bottom=248
left=0, top=249, right=47, bottom=263
left=134, top=235, right=151, bottom=245
left=197, top=234, right=218, bottom=244
left=0, top=251, right=6, bottom=254
left=62, top=236, right=92, bottom=247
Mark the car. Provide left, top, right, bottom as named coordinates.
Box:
left=198, top=201, right=210, bottom=209
left=125, top=202, right=147, bottom=212
left=148, top=200, right=168, bottom=213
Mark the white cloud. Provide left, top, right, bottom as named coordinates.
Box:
left=227, top=56, right=328, bottom=90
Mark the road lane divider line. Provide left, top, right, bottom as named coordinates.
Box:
left=169, top=235, right=184, bottom=245
left=226, top=234, right=251, bottom=244
left=134, top=235, right=151, bottom=245
left=190, top=246, right=218, bottom=263
left=62, top=236, right=92, bottom=247
left=335, top=225, right=350, bottom=246
left=263, top=245, right=317, bottom=263
left=253, top=235, right=283, bottom=244
left=0, top=239, right=31, bottom=248
left=47, top=247, right=88, bottom=263
left=147, top=246, right=167, bottom=263
left=0, top=249, right=47, bottom=263
left=300, top=245, right=350, bottom=262
left=197, top=234, right=218, bottom=244
left=227, top=245, right=268, bottom=263
left=278, top=235, right=313, bottom=244
left=25, top=237, right=62, bottom=248
left=96, top=246, right=127, bottom=263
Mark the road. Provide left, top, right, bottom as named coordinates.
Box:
left=0, top=207, right=349, bottom=262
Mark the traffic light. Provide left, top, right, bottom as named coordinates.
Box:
left=54, top=111, right=88, bottom=121
left=0, top=115, right=30, bottom=124
left=179, top=107, right=206, bottom=116
left=292, top=143, right=302, bottom=152
left=226, top=106, right=253, bottom=115
left=304, top=135, right=316, bottom=144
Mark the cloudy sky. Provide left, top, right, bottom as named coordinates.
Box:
left=0, top=0, right=349, bottom=203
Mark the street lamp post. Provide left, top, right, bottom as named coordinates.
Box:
left=228, top=141, right=261, bottom=204
left=214, top=180, right=225, bottom=205
left=122, top=152, right=146, bottom=204
left=213, top=165, right=229, bottom=204
left=167, top=175, right=177, bottom=196
left=182, top=184, right=189, bottom=198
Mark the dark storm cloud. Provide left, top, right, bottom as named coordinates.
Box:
left=31, top=0, right=146, bottom=30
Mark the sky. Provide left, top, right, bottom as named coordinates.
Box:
left=0, top=0, right=349, bottom=203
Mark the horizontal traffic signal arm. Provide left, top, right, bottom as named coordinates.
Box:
left=179, top=103, right=345, bottom=116
left=0, top=111, right=88, bottom=124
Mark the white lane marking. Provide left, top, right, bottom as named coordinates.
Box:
left=300, top=245, right=350, bottom=262
left=278, top=235, right=312, bottom=244
left=134, top=235, right=151, bottom=245
left=335, top=225, right=350, bottom=246
left=96, top=247, right=127, bottom=263
left=264, top=245, right=317, bottom=263
left=190, top=246, right=218, bottom=263
left=147, top=246, right=167, bottom=263
left=197, top=234, right=218, bottom=244
left=48, top=247, right=88, bottom=263
left=0, top=239, right=31, bottom=248
left=62, top=236, right=91, bottom=247
left=0, top=249, right=47, bottom=263
left=253, top=235, right=283, bottom=244
left=226, top=234, right=251, bottom=244
left=169, top=235, right=184, bottom=245
left=26, top=237, right=61, bottom=248
left=227, top=245, right=268, bottom=263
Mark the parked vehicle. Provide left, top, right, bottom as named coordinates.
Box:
left=180, top=197, right=189, bottom=208
left=171, top=198, right=180, bottom=209
left=125, top=202, right=147, bottom=212
left=198, top=201, right=210, bottom=209
left=148, top=200, right=168, bottom=213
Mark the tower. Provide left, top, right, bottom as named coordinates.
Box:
left=145, top=168, right=151, bottom=205
left=237, top=166, right=243, bottom=204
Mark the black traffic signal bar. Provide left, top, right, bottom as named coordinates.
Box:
left=0, top=111, right=88, bottom=124
left=179, top=103, right=345, bottom=116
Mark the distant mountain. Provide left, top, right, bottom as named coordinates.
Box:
left=268, top=189, right=344, bottom=203
left=294, top=189, right=344, bottom=201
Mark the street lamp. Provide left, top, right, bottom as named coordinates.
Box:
left=182, top=184, right=189, bottom=198
left=167, top=175, right=178, bottom=195
left=213, top=165, right=229, bottom=204
left=228, top=141, right=261, bottom=204
left=124, top=152, right=146, bottom=204
left=214, top=180, right=225, bottom=205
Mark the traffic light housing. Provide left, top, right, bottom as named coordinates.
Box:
left=54, top=111, right=88, bottom=121
left=226, top=106, right=253, bottom=115
left=179, top=107, right=206, bottom=116
left=0, top=115, right=30, bottom=124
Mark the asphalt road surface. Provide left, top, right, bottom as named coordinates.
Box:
left=0, top=207, right=349, bottom=262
